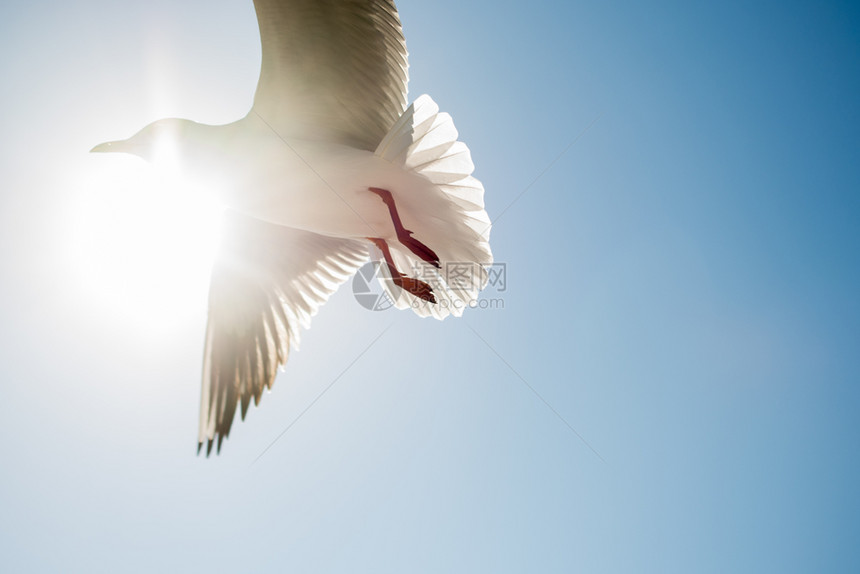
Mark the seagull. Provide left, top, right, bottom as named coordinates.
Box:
left=92, top=0, right=492, bottom=455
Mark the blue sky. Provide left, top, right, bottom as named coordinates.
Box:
left=1, top=0, right=858, bottom=572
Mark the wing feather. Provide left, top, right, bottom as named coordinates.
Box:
left=251, top=0, right=409, bottom=150
left=199, top=211, right=368, bottom=454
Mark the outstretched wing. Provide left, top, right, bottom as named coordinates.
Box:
left=199, top=210, right=368, bottom=455
left=251, top=0, right=409, bottom=150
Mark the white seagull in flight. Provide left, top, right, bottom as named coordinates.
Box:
left=92, top=0, right=492, bottom=455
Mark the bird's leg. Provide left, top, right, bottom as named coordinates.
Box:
left=367, top=237, right=436, bottom=304
left=368, top=187, right=440, bottom=268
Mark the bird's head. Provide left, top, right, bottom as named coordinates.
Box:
left=91, top=118, right=197, bottom=163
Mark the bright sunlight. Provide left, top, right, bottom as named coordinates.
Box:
left=70, top=151, right=223, bottom=333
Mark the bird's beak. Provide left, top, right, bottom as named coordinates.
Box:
left=90, top=139, right=134, bottom=154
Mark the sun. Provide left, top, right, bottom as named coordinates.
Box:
left=70, top=151, right=224, bottom=333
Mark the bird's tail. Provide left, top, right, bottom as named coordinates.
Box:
left=372, top=95, right=493, bottom=319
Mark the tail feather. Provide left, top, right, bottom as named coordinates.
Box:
left=373, top=95, right=492, bottom=319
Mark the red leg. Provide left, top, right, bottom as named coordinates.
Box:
left=368, top=237, right=436, bottom=304
left=369, top=187, right=440, bottom=268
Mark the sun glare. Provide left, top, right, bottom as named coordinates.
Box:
left=70, top=152, right=223, bottom=333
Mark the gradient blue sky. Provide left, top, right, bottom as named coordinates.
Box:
left=1, top=1, right=858, bottom=572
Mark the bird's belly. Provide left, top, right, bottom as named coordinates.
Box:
left=222, top=144, right=415, bottom=240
